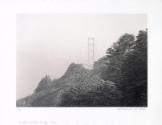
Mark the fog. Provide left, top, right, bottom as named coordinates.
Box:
left=16, top=14, right=146, bottom=99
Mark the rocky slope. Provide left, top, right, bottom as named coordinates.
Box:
left=17, top=63, right=120, bottom=107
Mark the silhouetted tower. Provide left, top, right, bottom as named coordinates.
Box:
left=88, top=37, right=95, bottom=69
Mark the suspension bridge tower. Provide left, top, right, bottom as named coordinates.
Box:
left=87, top=37, right=95, bottom=69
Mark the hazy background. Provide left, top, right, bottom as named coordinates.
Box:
left=16, top=14, right=146, bottom=99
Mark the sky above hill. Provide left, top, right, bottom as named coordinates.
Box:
left=16, top=14, right=146, bottom=99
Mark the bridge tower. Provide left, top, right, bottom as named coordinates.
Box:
left=88, top=37, right=95, bottom=69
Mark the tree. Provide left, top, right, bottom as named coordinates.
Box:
left=35, top=75, right=52, bottom=93
left=94, top=33, right=135, bottom=83
left=93, top=30, right=147, bottom=106
left=119, top=30, right=147, bottom=106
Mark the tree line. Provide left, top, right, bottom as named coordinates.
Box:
left=94, top=30, right=147, bottom=106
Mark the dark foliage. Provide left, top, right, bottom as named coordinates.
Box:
left=59, top=83, right=121, bottom=106
left=94, top=30, right=147, bottom=106
left=119, top=30, right=147, bottom=106
left=35, top=75, right=52, bottom=93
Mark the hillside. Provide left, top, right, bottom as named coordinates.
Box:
left=17, top=63, right=120, bottom=107
left=17, top=30, right=147, bottom=107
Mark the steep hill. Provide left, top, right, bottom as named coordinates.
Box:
left=17, top=63, right=121, bottom=107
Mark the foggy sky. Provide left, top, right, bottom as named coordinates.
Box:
left=16, top=14, right=147, bottom=99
